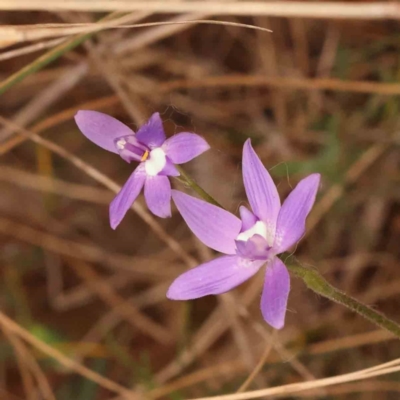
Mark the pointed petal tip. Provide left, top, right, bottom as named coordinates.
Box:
left=74, top=109, right=89, bottom=124
left=109, top=205, right=122, bottom=230
left=308, top=172, right=321, bottom=183
left=166, top=285, right=183, bottom=300
left=269, top=320, right=285, bottom=330
left=242, top=137, right=281, bottom=225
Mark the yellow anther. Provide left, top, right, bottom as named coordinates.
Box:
left=141, top=150, right=149, bottom=162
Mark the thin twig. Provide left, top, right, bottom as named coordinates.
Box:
left=236, top=334, right=275, bottom=393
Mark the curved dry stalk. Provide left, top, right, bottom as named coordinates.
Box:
left=0, top=20, right=271, bottom=43
left=236, top=334, right=275, bottom=393
left=187, top=357, right=400, bottom=400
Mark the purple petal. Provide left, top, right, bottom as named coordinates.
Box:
left=109, top=167, right=146, bottom=229
left=167, top=255, right=264, bottom=300
left=172, top=190, right=241, bottom=255
left=239, top=205, right=257, bottom=232
left=261, top=257, right=290, bottom=329
left=235, top=234, right=270, bottom=260
left=273, top=174, right=320, bottom=254
left=162, top=133, right=210, bottom=164
left=136, top=113, right=166, bottom=149
left=75, top=110, right=134, bottom=153
left=242, top=139, right=280, bottom=232
left=144, top=175, right=171, bottom=218
left=158, top=158, right=180, bottom=177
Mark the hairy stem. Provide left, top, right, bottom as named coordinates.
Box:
left=287, top=263, right=400, bottom=338
left=175, top=165, right=223, bottom=208
left=177, top=166, right=400, bottom=339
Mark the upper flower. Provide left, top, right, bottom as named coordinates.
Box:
left=75, top=111, right=210, bottom=228
left=167, top=139, right=320, bottom=329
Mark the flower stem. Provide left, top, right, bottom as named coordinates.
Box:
left=175, top=165, right=223, bottom=208
left=177, top=165, right=400, bottom=339
left=287, top=263, right=400, bottom=338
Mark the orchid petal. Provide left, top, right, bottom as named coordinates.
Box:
left=239, top=205, right=257, bottom=232
left=75, top=110, right=134, bottom=153
left=242, top=139, right=280, bottom=232
left=273, top=173, right=320, bottom=253
left=136, top=112, right=166, bottom=149
left=162, top=133, right=210, bottom=164
left=167, top=255, right=264, bottom=300
left=109, top=167, right=146, bottom=229
left=261, top=257, right=290, bottom=329
left=172, top=190, right=241, bottom=255
left=235, top=234, right=270, bottom=260
left=144, top=175, right=171, bottom=218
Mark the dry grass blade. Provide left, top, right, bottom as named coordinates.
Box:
left=0, top=1, right=399, bottom=20
left=69, top=259, right=173, bottom=344
left=187, top=358, right=400, bottom=400
left=0, top=38, right=65, bottom=61
left=0, top=62, right=87, bottom=140
left=2, top=326, right=56, bottom=400
left=0, top=312, right=140, bottom=399
left=236, top=335, right=275, bottom=393
left=0, top=20, right=271, bottom=43
left=160, top=75, right=400, bottom=95
left=1, top=327, right=37, bottom=400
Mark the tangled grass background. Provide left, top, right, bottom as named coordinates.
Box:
left=1, top=1, right=400, bottom=399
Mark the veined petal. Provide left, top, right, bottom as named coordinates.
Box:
left=109, top=167, right=146, bottom=229
left=136, top=113, right=166, bottom=149
left=242, top=139, right=280, bottom=232
left=172, top=190, right=241, bottom=255
left=144, top=175, right=171, bottom=218
left=239, top=205, right=257, bottom=232
left=261, top=257, right=290, bottom=329
left=162, top=133, right=210, bottom=164
left=273, top=173, right=320, bottom=254
left=75, top=110, right=134, bottom=153
left=167, top=255, right=264, bottom=300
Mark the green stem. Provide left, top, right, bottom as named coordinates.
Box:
left=177, top=166, right=400, bottom=339
left=287, top=263, right=400, bottom=338
left=175, top=165, right=222, bottom=208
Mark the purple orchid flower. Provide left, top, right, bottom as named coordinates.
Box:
left=167, top=139, right=320, bottom=329
left=74, top=111, right=210, bottom=228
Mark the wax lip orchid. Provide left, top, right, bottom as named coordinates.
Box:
left=74, top=111, right=210, bottom=228
left=167, top=139, right=320, bottom=329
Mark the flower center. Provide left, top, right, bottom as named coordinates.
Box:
left=236, top=220, right=268, bottom=242
left=145, top=148, right=167, bottom=176
left=115, top=136, right=149, bottom=163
